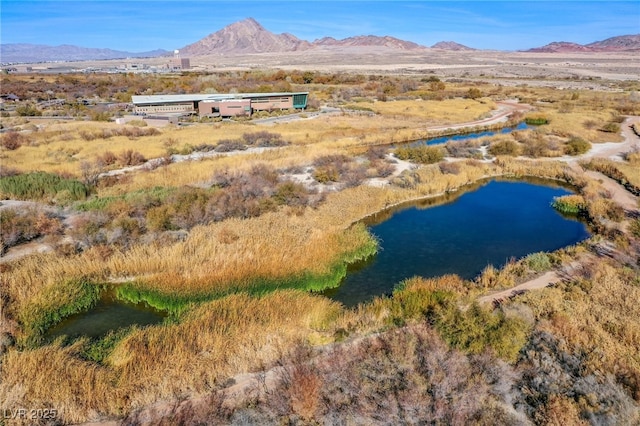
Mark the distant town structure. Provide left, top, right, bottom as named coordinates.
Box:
left=169, top=50, right=190, bottom=71
left=131, top=92, right=309, bottom=117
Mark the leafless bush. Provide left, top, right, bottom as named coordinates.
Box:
left=80, top=160, right=104, bottom=187
left=370, top=159, right=395, bottom=178
left=215, top=139, right=247, bottom=152
left=0, top=208, right=63, bottom=252
left=242, top=131, right=289, bottom=147
left=193, top=143, right=216, bottom=152
left=66, top=212, right=109, bottom=249
left=439, top=161, right=461, bottom=175
left=79, top=130, right=97, bottom=141
left=118, top=150, right=146, bottom=166
left=365, top=146, right=388, bottom=161
left=0, top=166, right=20, bottom=178
left=97, top=151, right=118, bottom=166
left=0, top=132, right=29, bottom=150
left=445, top=140, right=483, bottom=158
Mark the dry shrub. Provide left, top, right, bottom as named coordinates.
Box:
left=475, top=263, right=515, bottom=290
left=445, top=139, right=483, bottom=158
left=564, top=137, right=591, bottom=156
left=214, top=139, right=247, bottom=152
left=439, top=161, right=461, bottom=175
left=288, top=364, right=323, bottom=420
left=312, top=154, right=366, bottom=186
left=118, top=150, right=146, bottom=166
left=96, top=151, right=118, bottom=166
left=242, top=131, right=289, bottom=147
left=0, top=131, right=29, bottom=150
left=489, top=139, right=520, bottom=156
left=0, top=208, right=62, bottom=252
left=533, top=394, right=589, bottom=425
left=394, top=145, right=445, bottom=164
left=217, top=227, right=239, bottom=244
left=0, top=166, right=21, bottom=178
left=365, top=146, right=388, bottom=161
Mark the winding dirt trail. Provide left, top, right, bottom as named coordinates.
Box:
left=425, top=100, right=531, bottom=131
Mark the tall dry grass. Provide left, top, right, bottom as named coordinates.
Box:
left=4, top=158, right=584, bottom=328
left=520, top=262, right=640, bottom=396
left=352, top=98, right=496, bottom=124
left=0, top=291, right=342, bottom=424
left=1, top=156, right=629, bottom=424
left=4, top=211, right=372, bottom=332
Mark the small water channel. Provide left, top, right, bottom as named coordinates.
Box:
left=45, top=290, right=167, bottom=341
left=409, top=122, right=530, bottom=147
left=322, top=178, right=590, bottom=307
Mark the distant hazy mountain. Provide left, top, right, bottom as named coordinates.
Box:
left=313, top=35, right=425, bottom=50
left=527, top=34, right=640, bottom=53
left=431, top=41, right=475, bottom=51
left=4, top=19, right=637, bottom=64
left=0, top=43, right=169, bottom=64
left=586, top=34, right=640, bottom=51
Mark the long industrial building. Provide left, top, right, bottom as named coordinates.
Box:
left=131, top=92, right=308, bottom=117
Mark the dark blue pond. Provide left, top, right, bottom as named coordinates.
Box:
left=322, top=179, right=590, bottom=307
left=410, top=122, right=530, bottom=146
left=46, top=291, right=167, bottom=341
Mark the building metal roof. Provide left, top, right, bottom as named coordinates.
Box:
left=132, top=92, right=308, bottom=105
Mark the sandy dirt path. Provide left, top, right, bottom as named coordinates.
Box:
left=477, top=271, right=561, bottom=306
left=424, top=100, right=531, bottom=131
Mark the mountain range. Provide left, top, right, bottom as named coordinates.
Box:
left=527, top=34, right=640, bottom=53
left=0, top=44, right=169, bottom=64
left=1, top=18, right=638, bottom=64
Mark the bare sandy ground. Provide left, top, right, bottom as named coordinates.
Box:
left=22, top=49, right=638, bottom=90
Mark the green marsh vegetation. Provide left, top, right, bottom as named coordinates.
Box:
left=0, top=171, right=89, bottom=202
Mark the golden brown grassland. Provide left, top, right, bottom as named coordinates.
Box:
left=1, top=78, right=639, bottom=424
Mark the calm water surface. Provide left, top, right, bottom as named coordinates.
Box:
left=46, top=291, right=167, bottom=341
left=409, top=122, right=530, bottom=146
left=322, top=179, right=589, bottom=307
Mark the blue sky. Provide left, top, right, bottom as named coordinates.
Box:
left=1, top=1, right=639, bottom=51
